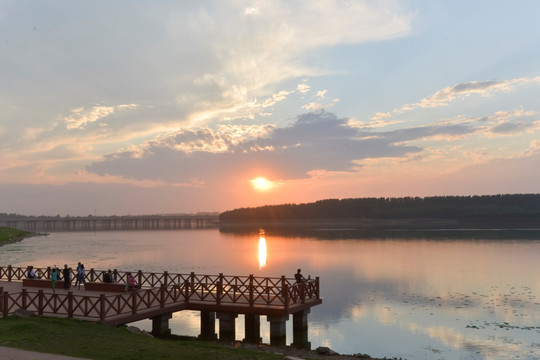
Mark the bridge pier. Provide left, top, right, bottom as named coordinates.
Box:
left=243, top=314, right=261, bottom=344
left=292, top=309, right=311, bottom=350
left=267, top=314, right=289, bottom=347
left=198, top=311, right=217, bottom=340
left=217, top=312, right=238, bottom=341
left=151, top=313, right=172, bottom=337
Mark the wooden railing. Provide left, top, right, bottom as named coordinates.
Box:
left=0, top=286, right=179, bottom=321
left=0, top=266, right=320, bottom=320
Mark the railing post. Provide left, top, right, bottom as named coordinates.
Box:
left=0, top=287, right=3, bottom=313
left=190, top=272, right=195, bottom=293
left=22, top=288, right=27, bottom=309
left=137, top=270, right=143, bottom=287
left=68, top=291, right=73, bottom=318
left=160, top=285, right=166, bottom=308
left=7, top=265, right=12, bottom=281
left=300, top=282, right=305, bottom=304
left=113, top=269, right=119, bottom=283
left=2, top=290, right=8, bottom=317
left=217, top=273, right=223, bottom=305
left=131, top=291, right=137, bottom=315
left=249, top=274, right=254, bottom=307
left=280, top=275, right=286, bottom=298
left=163, top=271, right=168, bottom=287
left=283, top=284, right=289, bottom=311
left=315, top=277, right=320, bottom=299
left=38, top=290, right=44, bottom=315
left=90, top=268, right=96, bottom=282
left=99, top=294, right=106, bottom=322
left=183, top=280, right=190, bottom=303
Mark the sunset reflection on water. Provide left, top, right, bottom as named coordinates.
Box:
left=1, top=230, right=539, bottom=359
left=258, top=229, right=267, bottom=269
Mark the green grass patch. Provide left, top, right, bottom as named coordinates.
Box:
left=0, top=316, right=282, bottom=360
left=0, top=227, right=32, bottom=244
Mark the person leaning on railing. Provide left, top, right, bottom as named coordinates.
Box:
left=125, top=272, right=140, bottom=291
left=103, top=269, right=114, bottom=283
left=294, top=268, right=306, bottom=284
left=27, top=266, right=36, bottom=279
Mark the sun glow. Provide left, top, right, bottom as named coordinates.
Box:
left=251, top=176, right=273, bottom=191
left=258, top=229, right=267, bottom=269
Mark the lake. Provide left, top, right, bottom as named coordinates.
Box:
left=0, top=228, right=539, bottom=360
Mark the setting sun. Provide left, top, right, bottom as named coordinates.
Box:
left=250, top=177, right=273, bottom=191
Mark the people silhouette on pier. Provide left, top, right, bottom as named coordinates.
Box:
left=294, top=268, right=306, bottom=284
left=74, top=262, right=86, bottom=290
left=103, top=269, right=114, bottom=283
left=125, top=272, right=139, bottom=291
left=63, top=264, right=71, bottom=289
left=50, top=267, right=58, bottom=293
left=27, top=266, right=36, bottom=279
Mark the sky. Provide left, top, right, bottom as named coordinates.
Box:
left=1, top=1, right=540, bottom=216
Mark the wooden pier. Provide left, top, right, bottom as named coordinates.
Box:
left=0, top=266, right=321, bottom=349
left=0, top=214, right=219, bottom=232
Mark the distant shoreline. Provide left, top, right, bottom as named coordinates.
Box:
left=219, top=218, right=540, bottom=240
left=0, top=228, right=47, bottom=247
left=219, top=216, right=540, bottom=229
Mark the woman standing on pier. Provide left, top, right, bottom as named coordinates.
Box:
left=77, top=264, right=86, bottom=290
left=63, top=264, right=70, bottom=289
left=50, top=267, right=58, bottom=293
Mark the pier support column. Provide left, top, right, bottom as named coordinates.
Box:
left=267, top=314, right=289, bottom=347
left=292, top=309, right=311, bottom=350
left=217, top=312, right=238, bottom=341
left=151, top=313, right=172, bottom=337
left=199, top=311, right=217, bottom=340
left=243, top=314, right=260, bottom=344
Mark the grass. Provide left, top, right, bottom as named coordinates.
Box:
left=0, top=316, right=284, bottom=360
left=0, top=226, right=32, bottom=244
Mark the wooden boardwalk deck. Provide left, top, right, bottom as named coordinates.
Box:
left=0, top=266, right=321, bottom=347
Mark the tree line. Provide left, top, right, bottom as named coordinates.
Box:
left=219, top=194, right=540, bottom=222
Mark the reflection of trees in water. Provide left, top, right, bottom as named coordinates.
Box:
left=219, top=223, right=540, bottom=240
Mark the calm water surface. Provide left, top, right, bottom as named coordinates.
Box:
left=1, top=229, right=539, bottom=360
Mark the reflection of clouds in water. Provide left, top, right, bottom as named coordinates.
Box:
left=386, top=289, right=540, bottom=360
left=134, top=310, right=202, bottom=337
left=416, top=323, right=527, bottom=360
left=373, top=305, right=399, bottom=325
left=347, top=304, right=368, bottom=319
left=3, top=231, right=539, bottom=359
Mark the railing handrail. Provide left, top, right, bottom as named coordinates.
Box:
left=0, top=265, right=318, bottom=295
left=0, top=265, right=320, bottom=311
left=0, top=277, right=321, bottom=323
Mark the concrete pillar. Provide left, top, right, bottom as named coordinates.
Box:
left=267, top=314, right=289, bottom=346
left=217, top=312, right=238, bottom=341
left=292, top=309, right=311, bottom=350
left=151, top=313, right=172, bottom=337
left=243, top=314, right=260, bottom=344
left=199, top=311, right=217, bottom=340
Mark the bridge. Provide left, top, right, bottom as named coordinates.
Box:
left=0, top=214, right=219, bottom=231
left=0, top=265, right=321, bottom=349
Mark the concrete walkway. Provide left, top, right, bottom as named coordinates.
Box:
left=0, top=346, right=87, bottom=360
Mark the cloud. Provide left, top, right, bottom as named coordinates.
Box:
left=303, top=102, right=324, bottom=111
left=262, top=90, right=293, bottom=108
left=484, top=109, right=539, bottom=136
left=297, top=83, right=311, bottom=94
left=244, top=7, right=259, bottom=15
left=87, top=110, right=455, bottom=183
left=85, top=106, right=539, bottom=188
left=316, top=90, right=327, bottom=99
left=397, top=76, right=540, bottom=113
left=64, top=106, right=115, bottom=130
